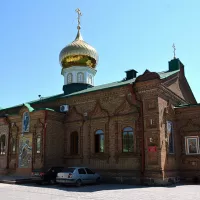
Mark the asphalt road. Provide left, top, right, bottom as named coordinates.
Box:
left=0, top=183, right=200, bottom=200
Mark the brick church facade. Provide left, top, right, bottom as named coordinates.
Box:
left=0, top=11, right=200, bottom=185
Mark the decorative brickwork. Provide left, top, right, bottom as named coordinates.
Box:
left=0, top=63, right=199, bottom=185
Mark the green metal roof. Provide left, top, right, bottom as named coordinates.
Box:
left=22, top=104, right=55, bottom=112
left=0, top=94, right=64, bottom=112
left=158, top=70, right=179, bottom=79
left=0, top=69, right=180, bottom=112
left=62, top=78, right=136, bottom=98
left=28, top=93, right=64, bottom=104
left=34, top=108, right=55, bottom=112
left=0, top=104, right=23, bottom=111
left=175, top=103, right=200, bottom=108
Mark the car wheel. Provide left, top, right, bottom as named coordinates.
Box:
left=96, top=177, right=100, bottom=184
left=36, top=181, right=42, bottom=185
left=37, top=181, right=45, bottom=185
left=75, top=179, right=82, bottom=187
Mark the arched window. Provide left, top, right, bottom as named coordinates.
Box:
left=77, top=72, right=84, bottom=83
left=122, top=127, right=134, bottom=152
left=71, top=132, right=79, bottom=154
left=88, top=75, right=92, bottom=85
left=36, top=136, right=41, bottom=154
left=95, top=130, right=104, bottom=153
left=67, top=73, right=73, bottom=84
left=0, top=135, right=6, bottom=155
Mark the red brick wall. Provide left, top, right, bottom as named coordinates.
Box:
left=45, top=111, right=65, bottom=169
left=175, top=106, right=200, bottom=179
left=63, top=85, right=141, bottom=176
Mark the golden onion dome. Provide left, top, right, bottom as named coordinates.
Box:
left=59, top=30, right=98, bottom=69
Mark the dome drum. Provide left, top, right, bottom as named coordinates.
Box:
left=62, top=66, right=96, bottom=86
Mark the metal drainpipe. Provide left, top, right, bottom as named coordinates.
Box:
left=128, top=84, right=145, bottom=178
left=31, top=114, right=34, bottom=171
left=43, top=111, right=48, bottom=169
left=32, top=133, right=34, bottom=171
left=5, top=116, right=10, bottom=169
left=138, top=98, right=145, bottom=177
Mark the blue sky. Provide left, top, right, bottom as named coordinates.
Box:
left=0, top=0, right=199, bottom=108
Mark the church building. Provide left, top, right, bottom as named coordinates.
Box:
left=0, top=9, right=200, bottom=185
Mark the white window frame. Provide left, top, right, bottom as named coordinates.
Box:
left=185, top=136, right=199, bottom=155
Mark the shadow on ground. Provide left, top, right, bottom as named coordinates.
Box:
left=14, top=181, right=183, bottom=193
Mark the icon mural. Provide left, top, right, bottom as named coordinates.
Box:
left=22, top=112, right=30, bottom=132
left=18, top=136, right=32, bottom=168
left=167, top=121, right=174, bottom=153
left=187, top=137, right=198, bottom=154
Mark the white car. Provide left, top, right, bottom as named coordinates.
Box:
left=56, top=167, right=101, bottom=187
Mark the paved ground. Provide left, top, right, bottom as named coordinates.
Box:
left=0, top=183, right=200, bottom=200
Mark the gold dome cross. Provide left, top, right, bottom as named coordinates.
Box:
left=172, top=43, right=176, bottom=59
left=75, top=8, right=82, bottom=30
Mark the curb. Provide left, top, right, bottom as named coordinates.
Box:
left=0, top=179, right=34, bottom=185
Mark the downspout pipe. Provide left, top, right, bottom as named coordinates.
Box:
left=43, top=111, right=48, bottom=169
left=5, top=116, right=10, bottom=169
left=128, top=84, right=145, bottom=179
left=137, top=97, right=145, bottom=176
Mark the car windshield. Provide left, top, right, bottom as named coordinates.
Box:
left=47, top=167, right=55, bottom=172
left=32, top=168, right=45, bottom=172
left=47, top=167, right=62, bottom=172
left=62, top=168, right=75, bottom=173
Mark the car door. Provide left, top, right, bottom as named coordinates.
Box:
left=77, top=168, right=87, bottom=184
left=85, top=168, right=96, bottom=183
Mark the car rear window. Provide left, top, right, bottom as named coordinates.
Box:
left=62, top=168, right=75, bottom=173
